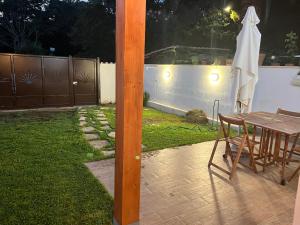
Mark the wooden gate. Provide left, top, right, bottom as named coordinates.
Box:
left=0, top=53, right=99, bottom=109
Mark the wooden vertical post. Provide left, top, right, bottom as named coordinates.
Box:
left=114, top=0, right=146, bottom=225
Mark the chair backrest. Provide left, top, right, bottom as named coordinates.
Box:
left=218, top=113, right=248, bottom=138
left=277, top=108, right=300, bottom=118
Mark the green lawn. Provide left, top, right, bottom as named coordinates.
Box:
left=0, top=111, right=113, bottom=225
left=95, top=106, right=218, bottom=151
left=0, top=106, right=218, bottom=225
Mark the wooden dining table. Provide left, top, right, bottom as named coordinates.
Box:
left=227, top=111, right=300, bottom=185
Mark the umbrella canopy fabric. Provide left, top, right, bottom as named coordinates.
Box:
left=232, top=6, right=261, bottom=113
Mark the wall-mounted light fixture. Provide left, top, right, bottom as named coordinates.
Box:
left=164, top=70, right=171, bottom=81
left=209, top=72, right=220, bottom=82
left=224, top=5, right=232, bottom=13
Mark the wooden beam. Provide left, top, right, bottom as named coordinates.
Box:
left=114, top=0, right=146, bottom=224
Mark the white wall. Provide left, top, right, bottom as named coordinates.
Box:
left=144, top=65, right=300, bottom=117
left=100, top=63, right=116, bottom=104
left=99, top=63, right=300, bottom=117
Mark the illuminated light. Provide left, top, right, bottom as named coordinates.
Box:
left=224, top=6, right=232, bottom=13
left=210, top=72, right=220, bottom=82
left=164, top=70, right=171, bottom=81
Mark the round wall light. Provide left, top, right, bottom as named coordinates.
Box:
left=164, top=70, right=171, bottom=81
left=210, top=72, right=220, bottom=82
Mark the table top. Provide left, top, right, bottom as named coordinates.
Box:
left=227, top=111, right=300, bottom=136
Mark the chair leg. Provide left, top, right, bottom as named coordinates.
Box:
left=288, top=166, right=300, bottom=182
left=208, top=139, right=219, bottom=167
left=287, top=135, right=299, bottom=164
left=229, top=139, right=245, bottom=180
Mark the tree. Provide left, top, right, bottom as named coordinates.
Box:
left=39, top=0, right=85, bottom=56
left=0, top=0, right=48, bottom=53
left=70, top=0, right=115, bottom=61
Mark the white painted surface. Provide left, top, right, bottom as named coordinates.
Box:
left=144, top=65, right=300, bottom=117
left=99, top=63, right=116, bottom=104
left=98, top=63, right=300, bottom=117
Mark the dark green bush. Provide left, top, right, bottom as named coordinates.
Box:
left=143, top=92, right=150, bottom=106
left=186, top=109, right=208, bottom=124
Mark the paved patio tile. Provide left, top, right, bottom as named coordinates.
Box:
left=86, top=141, right=298, bottom=225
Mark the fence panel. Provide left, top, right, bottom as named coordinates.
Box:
left=43, top=56, right=72, bottom=106
left=0, top=55, right=14, bottom=109
left=0, top=53, right=99, bottom=109
left=13, top=55, right=43, bottom=108
left=73, top=58, right=97, bottom=105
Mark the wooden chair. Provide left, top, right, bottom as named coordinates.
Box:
left=276, top=108, right=300, bottom=182
left=208, top=114, right=258, bottom=180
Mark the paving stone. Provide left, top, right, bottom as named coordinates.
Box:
left=79, top=116, right=86, bottom=121
left=82, top=126, right=96, bottom=133
left=84, top=133, right=100, bottom=141
left=103, top=150, right=115, bottom=157
left=100, top=121, right=109, bottom=125
left=98, top=113, right=105, bottom=117
left=89, top=140, right=109, bottom=149
left=80, top=121, right=87, bottom=127
left=101, top=125, right=111, bottom=131
left=97, top=117, right=107, bottom=121
left=108, top=132, right=115, bottom=138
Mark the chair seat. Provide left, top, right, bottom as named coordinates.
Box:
left=225, top=136, right=258, bottom=147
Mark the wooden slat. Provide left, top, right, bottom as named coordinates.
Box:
left=228, top=112, right=300, bottom=135
left=114, top=0, right=146, bottom=224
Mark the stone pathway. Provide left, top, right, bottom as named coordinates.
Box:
left=78, top=106, right=146, bottom=158
left=78, top=108, right=114, bottom=157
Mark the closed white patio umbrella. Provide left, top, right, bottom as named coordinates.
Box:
left=232, top=6, right=261, bottom=113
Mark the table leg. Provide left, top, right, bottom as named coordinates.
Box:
left=273, top=132, right=281, bottom=164
left=281, top=134, right=290, bottom=185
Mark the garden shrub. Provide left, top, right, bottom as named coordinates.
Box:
left=143, top=92, right=150, bottom=106
left=186, top=109, right=208, bottom=124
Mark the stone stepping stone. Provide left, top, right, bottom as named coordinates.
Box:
left=98, top=113, right=105, bottom=117
left=108, top=132, right=115, bottom=138
left=100, top=121, right=109, bottom=125
left=84, top=133, right=100, bottom=141
left=82, top=127, right=96, bottom=133
left=89, top=140, right=109, bottom=149
left=101, top=125, right=111, bottom=131
left=97, top=117, right=107, bottom=121
left=103, top=151, right=115, bottom=157
left=80, top=121, right=87, bottom=127
left=79, top=116, right=86, bottom=121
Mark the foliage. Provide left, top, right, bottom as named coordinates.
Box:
left=0, top=0, right=48, bottom=53
left=143, top=92, right=150, bottom=106
left=102, top=106, right=217, bottom=151
left=285, top=31, right=299, bottom=56
left=186, top=109, right=209, bottom=124
left=0, top=111, right=113, bottom=225
left=70, top=0, right=115, bottom=60
left=193, top=8, right=239, bottom=47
